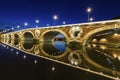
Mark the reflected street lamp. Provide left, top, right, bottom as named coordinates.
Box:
left=52, top=66, right=55, bottom=71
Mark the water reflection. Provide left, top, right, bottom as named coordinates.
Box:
left=22, top=32, right=35, bottom=50
left=68, top=50, right=82, bottom=66
left=84, top=44, right=120, bottom=77
left=14, top=34, right=20, bottom=46
left=1, top=38, right=120, bottom=80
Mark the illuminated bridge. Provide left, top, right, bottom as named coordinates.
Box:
left=1, top=19, right=120, bottom=80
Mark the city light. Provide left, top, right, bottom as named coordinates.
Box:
left=51, top=67, right=55, bottom=71
left=23, top=55, right=26, bottom=59
left=53, top=15, right=58, bottom=25
left=24, top=22, right=28, bottom=26
left=87, top=7, right=92, bottom=13
left=16, top=51, right=19, bottom=55
left=89, top=17, right=93, bottom=22
left=11, top=27, right=14, bottom=30
left=63, top=21, right=66, bottom=25
left=35, top=20, right=39, bottom=28
left=11, top=48, right=13, bottom=51
left=47, top=24, right=49, bottom=26
left=35, top=20, right=39, bottom=23
left=53, top=15, right=58, bottom=20
left=34, top=60, right=37, bottom=64
left=17, top=25, right=20, bottom=28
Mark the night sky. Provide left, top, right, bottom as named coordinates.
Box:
left=0, top=0, right=120, bottom=27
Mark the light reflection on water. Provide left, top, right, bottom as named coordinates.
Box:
left=53, top=41, right=66, bottom=51
left=1, top=39, right=120, bottom=80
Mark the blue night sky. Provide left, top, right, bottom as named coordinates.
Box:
left=0, top=0, right=120, bottom=28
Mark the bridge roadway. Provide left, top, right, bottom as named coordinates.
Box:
left=1, top=19, right=120, bottom=80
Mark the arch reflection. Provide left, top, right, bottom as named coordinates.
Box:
left=1, top=30, right=120, bottom=79
left=83, top=44, right=120, bottom=77
left=14, top=34, right=20, bottom=46
left=22, top=32, right=34, bottom=51
left=40, top=30, right=68, bottom=58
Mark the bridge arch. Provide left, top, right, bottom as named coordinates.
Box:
left=40, top=29, right=69, bottom=43
left=22, top=31, right=34, bottom=41
left=83, top=23, right=120, bottom=46
left=40, top=29, right=69, bottom=58
left=14, top=33, right=20, bottom=46
left=22, top=31, right=35, bottom=51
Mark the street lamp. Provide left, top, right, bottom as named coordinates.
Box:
left=35, top=20, right=39, bottom=23
left=17, top=25, right=20, bottom=28
left=53, top=15, right=58, bottom=25
left=35, top=20, right=39, bottom=28
left=47, top=24, right=49, bottom=26
left=24, top=22, right=28, bottom=26
left=87, top=7, right=92, bottom=21
left=24, top=22, right=28, bottom=29
left=11, top=27, right=14, bottom=30
left=89, top=17, right=93, bottom=22
left=63, top=21, right=66, bottom=25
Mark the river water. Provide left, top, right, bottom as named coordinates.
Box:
left=0, top=39, right=120, bottom=80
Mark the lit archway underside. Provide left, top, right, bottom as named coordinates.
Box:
left=22, top=32, right=34, bottom=50
left=14, top=34, right=20, bottom=46
left=83, top=24, right=120, bottom=46
left=40, top=30, right=68, bottom=58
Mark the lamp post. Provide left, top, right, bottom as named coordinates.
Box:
left=24, top=22, right=28, bottom=29
left=35, top=20, right=39, bottom=28
left=87, top=7, right=92, bottom=21
left=53, top=15, right=58, bottom=25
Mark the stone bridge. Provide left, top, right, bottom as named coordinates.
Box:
left=1, top=19, right=120, bottom=47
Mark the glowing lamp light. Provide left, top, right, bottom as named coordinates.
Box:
left=35, top=20, right=39, bottom=23
left=113, top=54, right=117, bottom=58
left=63, top=21, right=66, bottom=25
left=11, top=27, right=14, bottom=30
left=17, top=25, right=20, bottom=28
left=52, top=67, right=55, bottom=71
left=89, top=17, right=93, bottom=21
left=24, top=22, right=28, bottom=26
left=34, top=60, right=37, bottom=64
left=87, top=7, right=92, bottom=13
left=114, top=33, right=119, bottom=37
left=53, top=15, right=58, bottom=20
left=23, top=55, right=26, bottom=59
